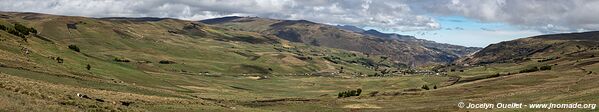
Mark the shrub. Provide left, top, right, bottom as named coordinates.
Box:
left=86, top=64, right=91, bottom=70
left=0, top=24, right=6, bottom=30
left=538, top=56, right=560, bottom=62
left=539, top=65, right=552, bottom=70
left=14, top=23, right=31, bottom=35
left=68, top=45, right=80, bottom=52
left=7, top=29, right=25, bottom=38
left=368, top=91, right=379, bottom=97
left=29, top=27, right=37, bottom=34
left=421, top=85, right=430, bottom=90
left=56, top=57, right=64, bottom=63
left=349, top=90, right=357, bottom=96
left=337, top=88, right=363, bottom=98
left=519, top=67, right=539, bottom=73
left=113, top=58, right=130, bottom=62
left=159, top=60, right=175, bottom=64
left=433, top=85, right=437, bottom=89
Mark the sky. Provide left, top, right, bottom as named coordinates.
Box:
left=1, top=0, right=599, bottom=47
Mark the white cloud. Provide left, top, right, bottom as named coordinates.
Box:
left=0, top=0, right=439, bottom=31
left=1, top=0, right=598, bottom=33
left=409, top=0, right=599, bottom=33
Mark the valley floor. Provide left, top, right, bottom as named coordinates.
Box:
left=1, top=57, right=599, bottom=112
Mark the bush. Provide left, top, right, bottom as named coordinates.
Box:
left=68, top=45, right=80, bottom=52
left=337, top=88, right=363, bottom=98
left=86, top=64, right=91, bottom=70
left=539, top=65, right=552, bottom=70
left=14, top=23, right=30, bottom=35
left=7, top=29, right=24, bottom=38
left=56, top=57, right=64, bottom=63
left=113, top=58, right=130, bottom=62
left=0, top=23, right=36, bottom=39
left=0, top=24, right=6, bottom=30
left=349, top=90, right=357, bottom=96
left=159, top=60, right=175, bottom=64
left=368, top=91, right=379, bottom=97
left=421, top=85, right=430, bottom=90
left=519, top=67, right=539, bottom=73
left=538, top=56, right=560, bottom=62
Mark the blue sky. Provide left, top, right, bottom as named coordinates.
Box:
left=386, top=16, right=542, bottom=47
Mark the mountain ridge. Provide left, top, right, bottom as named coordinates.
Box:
left=201, top=16, right=481, bottom=66
left=456, top=31, right=599, bottom=65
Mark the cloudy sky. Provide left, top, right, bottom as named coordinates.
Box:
left=2, top=0, right=598, bottom=47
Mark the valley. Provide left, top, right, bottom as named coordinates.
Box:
left=0, top=12, right=598, bottom=112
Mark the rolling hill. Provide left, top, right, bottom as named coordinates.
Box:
left=457, top=31, right=599, bottom=65
left=0, top=12, right=409, bottom=111
left=1, top=12, right=598, bottom=112
left=201, top=16, right=481, bottom=66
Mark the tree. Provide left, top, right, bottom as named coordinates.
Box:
left=356, top=88, right=362, bottom=96
left=433, top=85, right=437, bottom=89
left=343, top=91, right=350, bottom=97
left=14, top=23, right=31, bottom=35
left=68, top=45, right=80, bottom=52
left=86, top=64, right=91, bottom=70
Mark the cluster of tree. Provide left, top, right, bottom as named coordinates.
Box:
left=421, top=85, right=437, bottom=90
left=0, top=23, right=37, bottom=39
left=68, top=45, right=80, bottom=52
left=338, top=88, right=362, bottom=98
left=519, top=65, right=552, bottom=73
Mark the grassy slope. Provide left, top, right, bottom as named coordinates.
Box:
left=0, top=12, right=416, bottom=111
left=251, top=49, right=599, bottom=112
left=1, top=12, right=598, bottom=112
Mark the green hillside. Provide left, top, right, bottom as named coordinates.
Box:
left=1, top=12, right=599, bottom=112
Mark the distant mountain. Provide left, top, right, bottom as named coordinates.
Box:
left=202, top=17, right=481, bottom=66
left=335, top=25, right=365, bottom=33
left=335, top=25, right=415, bottom=40
left=456, top=31, right=599, bottom=65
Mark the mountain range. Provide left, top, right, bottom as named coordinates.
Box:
left=201, top=16, right=481, bottom=66
left=1, top=12, right=599, bottom=111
